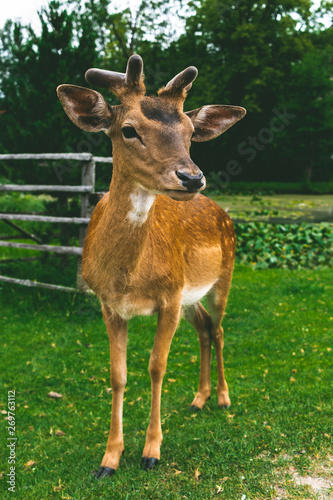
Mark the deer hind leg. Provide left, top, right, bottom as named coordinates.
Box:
left=142, top=300, right=181, bottom=470
left=206, top=267, right=233, bottom=408
left=183, top=302, right=213, bottom=411
left=95, top=305, right=128, bottom=479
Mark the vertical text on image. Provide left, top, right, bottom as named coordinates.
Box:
left=7, top=390, right=16, bottom=493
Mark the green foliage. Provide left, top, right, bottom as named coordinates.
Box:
left=0, top=193, right=47, bottom=213
left=175, top=0, right=333, bottom=182
left=0, top=0, right=332, bottom=187
left=0, top=1, right=110, bottom=185
left=277, top=47, right=333, bottom=182
left=236, top=222, right=333, bottom=269
left=0, top=267, right=332, bottom=498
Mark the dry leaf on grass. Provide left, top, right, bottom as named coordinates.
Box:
left=55, top=430, right=66, bottom=436
left=24, top=460, right=37, bottom=468
left=47, top=391, right=63, bottom=399
left=53, top=479, right=63, bottom=492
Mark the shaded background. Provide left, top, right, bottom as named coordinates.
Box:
left=0, top=0, right=332, bottom=189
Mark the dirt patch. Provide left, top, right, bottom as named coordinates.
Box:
left=260, top=452, right=333, bottom=499
left=292, top=472, right=332, bottom=497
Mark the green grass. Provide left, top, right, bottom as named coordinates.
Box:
left=0, top=266, right=332, bottom=499
left=206, top=180, right=333, bottom=195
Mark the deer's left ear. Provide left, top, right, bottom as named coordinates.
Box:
left=57, top=84, right=113, bottom=133
left=186, top=105, right=246, bottom=142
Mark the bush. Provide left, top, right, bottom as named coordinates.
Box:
left=235, top=222, right=333, bottom=269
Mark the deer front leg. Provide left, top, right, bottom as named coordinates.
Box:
left=96, top=305, right=128, bottom=479
left=142, top=300, right=181, bottom=470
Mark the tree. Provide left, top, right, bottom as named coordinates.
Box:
left=0, top=0, right=106, bottom=185
left=0, top=0, right=186, bottom=185
left=169, top=0, right=333, bottom=182
left=277, top=45, right=333, bottom=182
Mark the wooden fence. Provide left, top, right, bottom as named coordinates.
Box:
left=0, top=153, right=112, bottom=292
left=1, top=154, right=332, bottom=293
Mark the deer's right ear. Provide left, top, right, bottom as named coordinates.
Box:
left=57, top=85, right=113, bottom=133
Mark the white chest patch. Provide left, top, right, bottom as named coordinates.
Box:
left=109, top=297, right=156, bottom=321
left=128, top=187, right=155, bottom=226
left=181, top=281, right=217, bottom=306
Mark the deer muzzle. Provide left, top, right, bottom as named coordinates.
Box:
left=176, top=170, right=205, bottom=192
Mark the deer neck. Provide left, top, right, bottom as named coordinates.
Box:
left=108, top=166, right=156, bottom=225
left=100, top=163, right=156, bottom=273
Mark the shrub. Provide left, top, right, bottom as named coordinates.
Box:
left=235, top=222, right=333, bottom=269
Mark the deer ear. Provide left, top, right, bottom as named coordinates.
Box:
left=186, top=105, right=246, bottom=142
left=57, top=85, right=113, bottom=132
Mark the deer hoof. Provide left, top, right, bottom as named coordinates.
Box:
left=95, top=466, right=115, bottom=479
left=218, top=404, right=230, bottom=409
left=189, top=404, right=201, bottom=412
left=142, top=457, right=159, bottom=470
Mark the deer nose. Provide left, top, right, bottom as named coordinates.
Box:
left=176, top=170, right=204, bottom=192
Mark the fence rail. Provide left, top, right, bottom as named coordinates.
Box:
left=0, top=153, right=112, bottom=292
left=0, top=185, right=94, bottom=193
left=0, top=214, right=90, bottom=224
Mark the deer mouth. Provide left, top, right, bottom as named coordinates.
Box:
left=163, top=189, right=200, bottom=201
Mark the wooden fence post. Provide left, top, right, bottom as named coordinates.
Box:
left=0, top=153, right=113, bottom=292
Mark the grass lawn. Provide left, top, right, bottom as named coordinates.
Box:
left=0, top=266, right=332, bottom=499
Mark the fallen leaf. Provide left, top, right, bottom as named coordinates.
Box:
left=168, top=378, right=176, bottom=383
left=174, top=469, right=182, bottom=475
left=290, top=377, right=296, bottom=383
left=24, top=460, right=37, bottom=468
left=55, top=430, right=66, bottom=436
left=47, top=392, right=63, bottom=399
left=53, top=478, right=63, bottom=491
left=194, top=468, right=201, bottom=481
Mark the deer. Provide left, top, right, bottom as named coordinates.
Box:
left=57, top=54, right=246, bottom=478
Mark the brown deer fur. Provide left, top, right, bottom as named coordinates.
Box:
left=57, top=55, right=246, bottom=477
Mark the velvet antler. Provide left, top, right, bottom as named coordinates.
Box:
left=85, top=54, right=145, bottom=99
left=158, top=66, right=198, bottom=100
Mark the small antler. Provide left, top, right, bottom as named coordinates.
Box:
left=85, top=54, right=145, bottom=99
left=159, top=66, right=198, bottom=100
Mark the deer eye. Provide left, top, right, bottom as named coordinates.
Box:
left=122, top=126, right=141, bottom=140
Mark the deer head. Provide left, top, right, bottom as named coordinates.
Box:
left=57, top=55, right=246, bottom=201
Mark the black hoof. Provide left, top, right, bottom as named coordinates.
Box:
left=219, top=404, right=230, bottom=409
left=189, top=405, right=201, bottom=412
left=141, top=456, right=159, bottom=470
left=95, top=466, right=115, bottom=479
